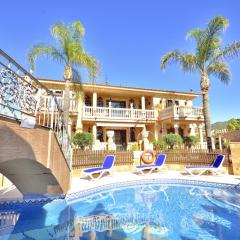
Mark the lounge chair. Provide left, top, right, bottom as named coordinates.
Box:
left=135, top=154, right=166, bottom=175
left=82, top=155, right=115, bottom=180
left=185, top=154, right=225, bottom=176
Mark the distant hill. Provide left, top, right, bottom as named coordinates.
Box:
left=211, top=121, right=228, bottom=130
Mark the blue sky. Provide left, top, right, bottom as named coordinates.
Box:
left=1, top=0, right=240, bottom=123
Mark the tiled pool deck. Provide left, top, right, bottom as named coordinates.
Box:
left=69, top=171, right=240, bottom=193
left=1, top=171, right=240, bottom=201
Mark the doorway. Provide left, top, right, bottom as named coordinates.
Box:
left=114, top=130, right=127, bottom=150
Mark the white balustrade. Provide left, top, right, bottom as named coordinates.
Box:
left=39, top=95, right=78, bottom=112
left=83, top=106, right=156, bottom=120
left=159, top=106, right=203, bottom=120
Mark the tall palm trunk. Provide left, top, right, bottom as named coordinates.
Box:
left=201, top=72, right=212, bottom=150
left=63, top=65, right=72, bottom=130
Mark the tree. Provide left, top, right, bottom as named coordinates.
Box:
left=72, top=132, right=93, bottom=149
left=160, top=16, right=240, bottom=149
left=28, top=21, right=99, bottom=128
left=183, top=136, right=199, bottom=148
left=163, top=133, right=183, bottom=149
left=227, top=118, right=240, bottom=130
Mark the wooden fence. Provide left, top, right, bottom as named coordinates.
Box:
left=155, top=149, right=231, bottom=167
left=72, top=148, right=231, bottom=169
left=72, top=150, right=134, bottom=169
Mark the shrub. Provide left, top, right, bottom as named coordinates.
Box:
left=163, top=133, right=183, bottom=149
left=183, top=136, right=199, bottom=148
left=152, top=139, right=167, bottom=150
left=72, top=132, right=93, bottom=149
left=131, top=143, right=140, bottom=151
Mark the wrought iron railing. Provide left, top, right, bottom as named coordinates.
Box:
left=0, top=49, right=72, bottom=168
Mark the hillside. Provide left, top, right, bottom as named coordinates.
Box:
left=211, top=121, right=228, bottom=130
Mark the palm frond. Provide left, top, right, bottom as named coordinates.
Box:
left=207, top=61, right=231, bottom=84
left=212, top=41, right=240, bottom=62
left=197, top=16, right=228, bottom=65
left=72, top=67, right=83, bottom=100
left=28, top=43, right=65, bottom=72
left=72, top=53, right=99, bottom=80
left=51, top=22, right=69, bottom=45
left=160, top=51, right=197, bottom=72
left=72, top=21, right=85, bottom=40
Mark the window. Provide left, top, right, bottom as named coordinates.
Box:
left=175, top=100, right=179, bottom=106
left=106, top=100, right=126, bottom=108
left=167, top=100, right=173, bottom=107
left=97, top=127, right=103, bottom=142
left=97, top=97, right=104, bottom=107
left=129, top=99, right=135, bottom=108
left=85, top=95, right=91, bottom=106
left=53, top=90, right=63, bottom=96
left=130, top=127, right=136, bottom=142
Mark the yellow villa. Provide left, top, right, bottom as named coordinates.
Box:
left=38, top=79, right=205, bottom=150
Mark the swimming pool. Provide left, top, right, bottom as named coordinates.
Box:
left=0, top=179, right=240, bottom=240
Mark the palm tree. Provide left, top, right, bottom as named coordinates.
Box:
left=160, top=16, right=240, bottom=149
left=28, top=21, right=99, bottom=128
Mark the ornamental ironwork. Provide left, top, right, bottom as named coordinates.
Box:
left=0, top=68, right=38, bottom=116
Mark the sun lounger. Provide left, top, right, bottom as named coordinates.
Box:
left=135, top=154, right=166, bottom=175
left=82, top=155, right=115, bottom=180
left=185, top=154, right=225, bottom=176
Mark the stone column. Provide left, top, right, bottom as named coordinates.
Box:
left=142, top=130, right=150, bottom=150
left=198, top=124, right=204, bottom=149
left=154, top=124, right=159, bottom=140
left=68, top=119, right=72, bottom=136
left=107, top=130, right=116, bottom=150
left=93, top=92, right=97, bottom=108
left=189, top=123, right=196, bottom=136
left=174, top=123, right=179, bottom=135
left=141, top=96, right=145, bottom=110
left=230, top=142, right=240, bottom=175
left=76, top=95, right=84, bottom=132
left=92, top=124, right=97, bottom=144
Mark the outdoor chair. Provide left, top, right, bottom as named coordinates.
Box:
left=134, top=154, right=166, bottom=175
left=82, top=155, right=115, bottom=180
left=185, top=154, right=225, bottom=176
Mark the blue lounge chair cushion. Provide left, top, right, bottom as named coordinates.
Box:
left=186, top=166, right=217, bottom=169
left=136, top=164, right=158, bottom=169
left=102, top=155, right=115, bottom=169
left=186, top=155, right=224, bottom=170
left=136, top=154, right=166, bottom=169
left=83, top=155, right=115, bottom=174
left=84, top=167, right=104, bottom=173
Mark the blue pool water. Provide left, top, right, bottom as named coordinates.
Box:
left=0, top=179, right=240, bottom=240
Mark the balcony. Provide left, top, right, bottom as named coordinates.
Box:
left=159, top=106, right=203, bottom=121
left=83, top=106, right=156, bottom=121
left=39, top=95, right=78, bottom=113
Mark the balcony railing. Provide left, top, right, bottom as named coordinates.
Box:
left=39, top=95, right=78, bottom=113
left=83, top=106, right=156, bottom=121
left=159, top=106, right=203, bottom=120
